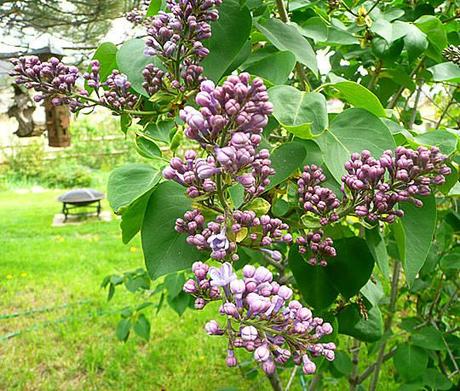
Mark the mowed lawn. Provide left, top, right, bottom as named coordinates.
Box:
left=0, top=190, right=278, bottom=391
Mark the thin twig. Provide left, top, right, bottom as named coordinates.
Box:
left=387, top=57, right=425, bottom=109
left=356, top=347, right=397, bottom=384
left=408, top=81, right=423, bottom=129
left=369, top=261, right=401, bottom=391
left=436, top=89, right=457, bottom=129
left=285, top=366, right=298, bottom=391
left=349, top=338, right=361, bottom=390
left=275, top=0, right=310, bottom=91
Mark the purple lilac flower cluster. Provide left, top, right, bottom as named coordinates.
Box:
left=142, top=0, right=221, bottom=94
left=10, top=56, right=138, bottom=113
left=10, top=56, right=82, bottom=111
left=183, top=261, right=221, bottom=309
left=342, top=147, right=450, bottom=222
left=298, top=148, right=450, bottom=225
left=180, top=75, right=272, bottom=145
left=180, top=75, right=274, bottom=196
left=175, top=211, right=237, bottom=260
left=184, top=262, right=335, bottom=375
left=297, top=231, right=336, bottom=266
left=163, top=75, right=285, bottom=261
left=88, top=67, right=139, bottom=111
left=298, top=165, right=340, bottom=225
left=163, top=150, right=219, bottom=198
left=232, top=211, right=292, bottom=248
left=175, top=209, right=293, bottom=261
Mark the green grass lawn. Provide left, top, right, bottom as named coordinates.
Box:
left=0, top=190, right=281, bottom=391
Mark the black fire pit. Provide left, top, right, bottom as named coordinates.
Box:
left=58, top=189, right=105, bottom=221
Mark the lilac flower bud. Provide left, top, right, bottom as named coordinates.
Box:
left=254, top=266, right=273, bottom=283
left=278, top=286, right=293, bottom=300
left=220, top=302, right=239, bottom=317
left=226, top=350, right=238, bottom=367
left=302, top=356, right=317, bottom=374
left=195, top=298, right=206, bottom=309
left=241, top=325, right=258, bottom=341
left=254, top=346, right=270, bottom=362
left=192, top=261, right=209, bottom=280
left=230, top=279, right=246, bottom=296
left=183, top=279, right=197, bottom=293
left=205, top=320, right=223, bottom=335
left=321, top=322, right=333, bottom=335
left=262, top=360, right=276, bottom=375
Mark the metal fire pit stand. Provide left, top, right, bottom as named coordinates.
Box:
left=58, top=189, right=105, bottom=222
left=61, top=200, right=102, bottom=221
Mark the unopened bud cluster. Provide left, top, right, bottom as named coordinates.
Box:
left=142, top=0, right=222, bottom=94
left=342, top=147, right=450, bottom=223
left=183, top=261, right=221, bottom=309
left=184, top=262, right=335, bottom=375
left=298, top=165, right=340, bottom=225
left=180, top=75, right=274, bottom=197
left=163, top=150, right=219, bottom=198
left=299, top=147, right=450, bottom=226
left=10, top=56, right=138, bottom=113
left=297, top=231, right=336, bottom=266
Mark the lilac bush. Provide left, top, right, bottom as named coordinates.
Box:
left=10, top=0, right=459, bottom=388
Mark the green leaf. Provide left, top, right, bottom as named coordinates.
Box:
left=268, top=86, right=328, bottom=138
left=413, top=130, right=458, bottom=156
left=116, top=318, right=131, bottom=342
left=202, top=0, right=251, bottom=81
left=332, top=351, right=353, bottom=376
left=316, top=108, right=395, bottom=183
left=428, top=62, right=460, bottom=82
left=167, top=291, right=192, bottom=316
left=415, top=15, right=447, bottom=54
left=297, top=17, right=328, bottom=42
left=244, top=51, right=296, bottom=85
left=144, top=120, right=174, bottom=144
left=337, top=304, right=384, bottom=342
left=399, top=194, right=437, bottom=286
left=391, top=21, right=428, bottom=61
left=393, top=345, right=428, bottom=381
left=141, top=182, right=204, bottom=279
left=360, top=279, right=384, bottom=307
left=422, top=368, right=452, bottom=390
left=146, top=0, right=162, bottom=16
left=412, top=326, right=445, bottom=351
left=440, top=248, right=460, bottom=271
left=266, top=142, right=306, bottom=190
left=88, top=42, right=117, bottom=87
left=107, top=164, right=161, bottom=214
left=135, top=136, right=162, bottom=159
left=256, top=18, right=318, bottom=75
left=288, top=246, right=339, bottom=310
left=370, top=19, right=393, bottom=43
left=133, top=314, right=151, bottom=340
left=120, top=194, right=151, bottom=244
left=229, top=184, right=245, bottom=209
left=365, top=227, right=390, bottom=279
left=244, top=198, right=270, bottom=215
left=327, top=26, right=358, bottom=45
left=327, top=237, right=375, bottom=299
left=164, top=272, right=186, bottom=299
left=117, top=39, right=158, bottom=96
left=328, top=80, right=386, bottom=117
left=271, top=198, right=289, bottom=217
